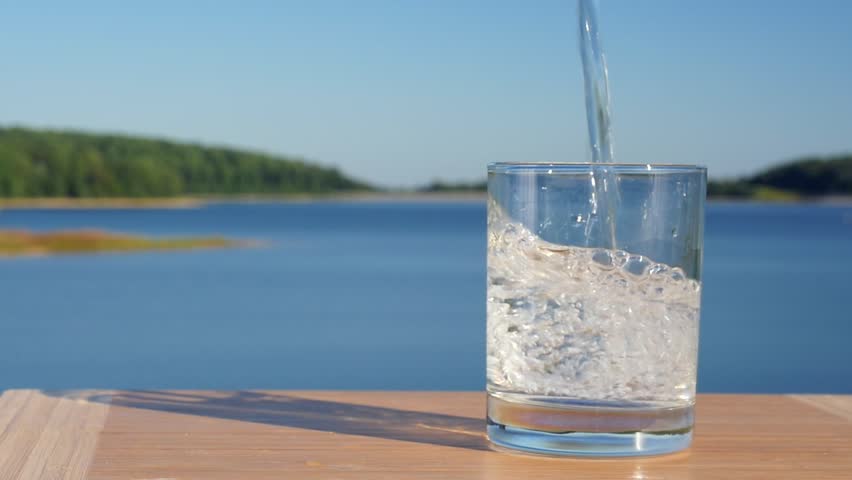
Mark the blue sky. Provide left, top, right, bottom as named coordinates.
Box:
left=0, top=1, right=850, bottom=187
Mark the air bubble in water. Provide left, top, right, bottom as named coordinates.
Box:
left=487, top=203, right=700, bottom=402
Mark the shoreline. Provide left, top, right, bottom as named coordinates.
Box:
left=705, top=195, right=852, bottom=206
left=0, top=197, right=207, bottom=210
left=0, top=192, right=489, bottom=209
left=0, top=193, right=850, bottom=210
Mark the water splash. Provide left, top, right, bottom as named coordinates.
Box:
left=487, top=203, right=700, bottom=401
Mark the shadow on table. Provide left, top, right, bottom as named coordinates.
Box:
left=57, top=390, right=490, bottom=452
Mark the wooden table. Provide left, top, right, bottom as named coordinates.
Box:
left=0, top=390, right=850, bottom=479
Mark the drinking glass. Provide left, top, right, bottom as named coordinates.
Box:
left=486, top=163, right=706, bottom=456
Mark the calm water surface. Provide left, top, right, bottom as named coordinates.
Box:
left=1, top=202, right=850, bottom=392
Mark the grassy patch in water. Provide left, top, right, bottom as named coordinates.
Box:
left=0, top=229, right=241, bottom=257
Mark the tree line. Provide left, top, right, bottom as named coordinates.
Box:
left=0, top=127, right=371, bottom=197
left=2, top=127, right=848, bottom=199
left=707, top=155, right=852, bottom=198
left=421, top=155, right=852, bottom=198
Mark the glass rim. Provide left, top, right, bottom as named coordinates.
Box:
left=488, top=162, right=707, bottom=174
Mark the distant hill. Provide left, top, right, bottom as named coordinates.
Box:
left=708, top=155, right=852, bottom=199
left=0, top=127, right=371, bottom=197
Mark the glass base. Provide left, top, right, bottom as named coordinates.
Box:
left=487, top=392, right=693, bottom=457
left=488, top=424, right=692, bottom=457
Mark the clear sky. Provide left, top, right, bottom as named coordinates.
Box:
left=0, top=0, right=850, bottom=187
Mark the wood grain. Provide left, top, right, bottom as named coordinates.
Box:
left=0, top=390, right=111, bottom=480
left=0, top=391, right=849, bottom=479
left=791, top=395, right=852, bottom=422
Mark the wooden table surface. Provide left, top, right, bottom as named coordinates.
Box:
left=0, top=390, right=850, bottom=479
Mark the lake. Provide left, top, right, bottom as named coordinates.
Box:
left=1, top=201, right=850, bottom=393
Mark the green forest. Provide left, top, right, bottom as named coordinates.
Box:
left=707, top=155, right=852, bottom=199
left=1, top=127, right=849, bottom=200
left=418, top=180, right=488, bottom=193
left=422, top=155, right=852, bottom=200
left=0, top=127, right=370, bottom=197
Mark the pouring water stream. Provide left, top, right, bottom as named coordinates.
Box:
left=578, top=0, right=618, bottom=249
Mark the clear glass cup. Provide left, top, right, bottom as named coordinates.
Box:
left=486, top=163, right=706, bottom=456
